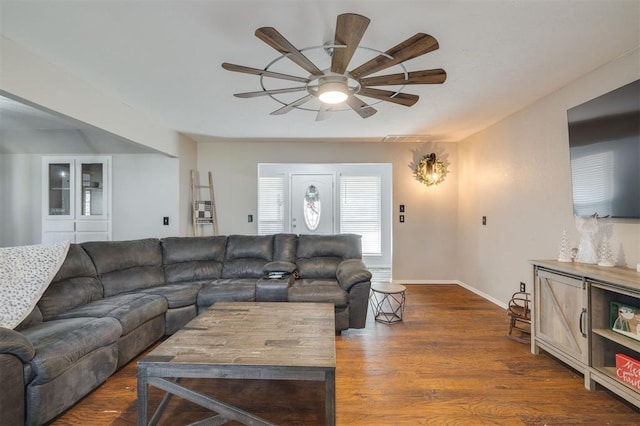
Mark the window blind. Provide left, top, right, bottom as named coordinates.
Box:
left=340, top=175, right=381, bottom=255
left=258, top=175, right=285, bottom=234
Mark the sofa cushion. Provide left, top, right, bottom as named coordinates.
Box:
left=161, top=236, right=227, bottom=283
left=273, top=233, right=297, bottom=263
left=82, top=239, right=165, bottom=296
left=137, top=282, right=203, bottom=308
left=197, top=279, right=256, bottom=310
left=295, top=234, right=362, bottom=279
left=38, top=244, right=103, bottom=320
left=55, top=293, right=168, bottom=336
left=21, top=317, right=121, bottom=385
left=16, top=306, right=43, bottom=330
left=288, top=279, right=349, bottom=308
left=221, top=235, right=274, bottom=278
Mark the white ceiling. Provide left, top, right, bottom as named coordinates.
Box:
left=0, top=0, right=638, bottom=148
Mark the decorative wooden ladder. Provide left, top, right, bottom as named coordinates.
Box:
left=191, top=170, right=218, bottom=236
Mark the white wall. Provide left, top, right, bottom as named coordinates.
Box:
left=0, top=154, right=42, bottom=246
left=0, top=36, right=183, bottom=157
left=457, top=49, right=640, bottom=306
left=111, top=155, right=180, bottom=240
left=197, top=140, right=459, bottom=281
left=177, top=136, right=198, bottom=237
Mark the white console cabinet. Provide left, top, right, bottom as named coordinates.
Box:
left=42, top=156, right=112, bottom=243
left=532, top=260, right=640, bottom=407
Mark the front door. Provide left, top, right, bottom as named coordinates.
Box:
left=290, top=174, right=334, bottom=234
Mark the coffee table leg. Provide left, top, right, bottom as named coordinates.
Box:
left=325, top=369, right=336, bottom=426
left=137, top=365, right=148, bottom=426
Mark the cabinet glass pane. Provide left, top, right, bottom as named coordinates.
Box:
left=80, top=163, right=104, bottom=216
left=48, top=163, right=71, bottom=215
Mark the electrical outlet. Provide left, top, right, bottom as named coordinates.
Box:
left=248, top=214, right=253, bottom=223
left=399, top=204, right=405, bottom=213
left=520, top=282, right=526, bottom=292
left=482, top=216, right=487, bottom=225
left=163, top=217, right=169, bottom=226
left=399, top=215, right=405, bottom=223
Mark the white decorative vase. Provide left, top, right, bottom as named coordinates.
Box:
left=574, top=216, right=599, bottom=264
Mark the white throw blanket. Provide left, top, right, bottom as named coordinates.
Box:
left=0, top=242, right=70, bottom=329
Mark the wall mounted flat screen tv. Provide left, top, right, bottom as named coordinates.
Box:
left=567, top=79, right=640, bottom=219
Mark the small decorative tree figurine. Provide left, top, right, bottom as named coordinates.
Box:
left=598, top=239, right=615, bottom=267
left=558, top=229, right=572, bottom=262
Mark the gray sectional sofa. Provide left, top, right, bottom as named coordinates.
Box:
left=0, top=233, right=371, bottom=425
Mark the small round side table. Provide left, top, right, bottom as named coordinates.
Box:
left=369, top=283, right=406, bottom=323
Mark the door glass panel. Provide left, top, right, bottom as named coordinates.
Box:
left=303, top=185, right=321, bottom=231
left=80, top=163, right=104, bottom=216
left=48, top=163, right=71, bottom=215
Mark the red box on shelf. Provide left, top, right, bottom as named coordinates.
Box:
left=615, top=353, right=640, bottom=390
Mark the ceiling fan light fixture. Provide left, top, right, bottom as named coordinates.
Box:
left=318, top=77, right=349, bottom=104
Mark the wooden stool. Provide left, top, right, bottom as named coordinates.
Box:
left=370, top=283, right=406, bottom=323
left=507, top=291, right=531, bottom=343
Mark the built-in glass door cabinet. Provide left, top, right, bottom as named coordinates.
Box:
left=532, top=260, right=640, bottom=408
left=42, top=156, right=111, bottom=243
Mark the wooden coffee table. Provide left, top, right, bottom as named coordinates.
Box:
left=137, top=302, right=336, bottom=425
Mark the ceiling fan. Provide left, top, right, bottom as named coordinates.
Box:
left=221, top=13, right=446, bottom=119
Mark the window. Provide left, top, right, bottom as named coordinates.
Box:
left=340, top=175, right=381, bottom=255
left=258, top=175, right=285, bottom=234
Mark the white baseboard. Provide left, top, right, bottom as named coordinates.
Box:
left=392, top=279, right=459, bottom=285
left=392, top=279, right=508, bottom=310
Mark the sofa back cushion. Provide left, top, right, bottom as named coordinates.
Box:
left=221, top=235, right=274, bottom=278
left=161, top=236, right=227, bottom=283
left=38, top=244, right=103, bottom=321
left=82, top=239, right=165, bottom=297
left=295, top=234, right=362, bottom=279
left=273, top=233, right=297, bottom=263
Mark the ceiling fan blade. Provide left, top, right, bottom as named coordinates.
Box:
left=255, top=27, right=324, bottom=76
left=358, top=88, right=419, bottom=107
left=270, top=94, right=314, bottom=115
left=234, top=86, right=308, bottom=98
left=316, top=104, right=332, bottom=121
left=345, top=96, right=377, bottom=119
left=360, top=69, right=447, bottom=86
left=222, top=63, right=310, bottom=83
left=350, top=33, right=439, bottom=79
left=331, top=13, right=370, bottom=74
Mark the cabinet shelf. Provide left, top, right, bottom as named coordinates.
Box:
left=593, top=328, right=640, bottom=353
left=591, top=367, right=640, bottom=406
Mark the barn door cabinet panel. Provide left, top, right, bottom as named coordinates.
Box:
left=533, top=267, right=588, bottom=372
left=532, top=260, right=640, bottom=408
left=42, top=156, right=111, bottom=244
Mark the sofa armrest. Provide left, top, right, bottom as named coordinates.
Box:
left=336, top=259, right=372, bottom=291
left=0, top=353, right=25, bottom=425
left=0, top=327, right=35, bottom=362
left=263, top=261, right=298, bottom=274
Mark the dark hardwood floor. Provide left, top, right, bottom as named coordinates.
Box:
left=52, top=285, right=640, bottom=425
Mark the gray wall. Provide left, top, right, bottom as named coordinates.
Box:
left=457, top=49, right=640, bottom=305
left=197, top=141, right=460, bottom=282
